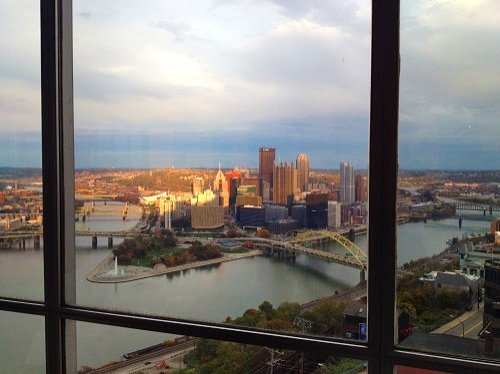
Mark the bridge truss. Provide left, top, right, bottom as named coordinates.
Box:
left=289, top=230, right=367, bottom=270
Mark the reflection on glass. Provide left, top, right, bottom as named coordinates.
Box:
left=71, top=0, right=369, bottom=346
left=0, top=1, right=44, bottom=300
left=395, top=367, right=449, bottom=374
left=74, top=321, right=366, bottom=374
left=0, top=311, right=45, bottom=374
left=397, top=0, right=499, bottom=360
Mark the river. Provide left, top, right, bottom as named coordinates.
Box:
left=0, top=202, right=491, bottom=372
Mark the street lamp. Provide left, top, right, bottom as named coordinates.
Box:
left=450, top=314, right=464, bottom=337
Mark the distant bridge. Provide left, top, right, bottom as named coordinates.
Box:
left=454, top=214, right=497, bottom=222
left=289, top=230, right=367, bottom=270
left=234, top=230, right=367, bottom=272
left=0, top=212, right=42, bottom=220
left=453, top=203, right=500, bottom=213
left=0, top=229, right=140, bottom=239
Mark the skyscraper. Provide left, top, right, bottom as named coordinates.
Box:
left=191, top=177, right=204, bottom=196
left=296, top=153, right=310, bottom=192
left=259, top=147, right=275, bottom=184
left=273, top=162, right=297, bottom=205
left=213, top=164, right=229, bottom=208
left=340, top=162, right=355, bottom=203
left=355, top=174, right=368, bottom=202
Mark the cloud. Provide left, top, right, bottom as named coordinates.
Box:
left=0, top=0, right=498, bottom=169
left=156, top=19, right=191, bottom=41
left=399, top=0, right=500, bottom=149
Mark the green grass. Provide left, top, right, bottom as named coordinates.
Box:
left=133, top=247, right=186, bottom=268
left=185, top=232, right=225, bottom=238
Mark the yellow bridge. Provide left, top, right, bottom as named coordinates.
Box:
left=288, top=230, right=367, bottom=270
left=234, top=229, right=367, bottom=272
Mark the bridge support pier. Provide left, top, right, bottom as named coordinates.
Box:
left=359, top=269, right=366, bottom=284
left=34, top=235, right=40, bottom=249
left=22, top=238, right=26, bottom=250
left=92, top=236, right=98, bottom=249
left=108, top=237, right=113, bottom=249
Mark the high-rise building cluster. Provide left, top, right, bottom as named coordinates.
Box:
left=138, top=147, right=367, bottom=233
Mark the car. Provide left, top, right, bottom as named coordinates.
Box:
left=144, top=361, right=151, bottom=365
left=156, top=360, right=166, bottom=369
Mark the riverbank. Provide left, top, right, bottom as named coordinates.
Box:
left=87, top=249, right=263, bottom=283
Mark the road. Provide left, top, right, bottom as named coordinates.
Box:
left=444, top=306, right=484, bottom=339
left=88, top=340, right=194, bottom=374
left=432, top=303, right=484, bottom=339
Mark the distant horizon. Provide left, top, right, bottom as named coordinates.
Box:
left=1, top=165, right=500, bottom=173
left=1, top=131, right=500, bottom=170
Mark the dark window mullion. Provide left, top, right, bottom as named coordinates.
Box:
left=0, top=298, right=46, bottom=316
left=368, top=0, right=400, bottom=373
left=41, top=0, right=63, bottom=372
left=41, top=0, right=75, bottom=372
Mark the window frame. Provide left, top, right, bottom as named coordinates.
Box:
left=0, top=0, right=499, bottom=372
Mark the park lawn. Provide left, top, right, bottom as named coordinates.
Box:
left=133, top=247, right=186, bottom=268
left=219, top=247, right=249, bottom=254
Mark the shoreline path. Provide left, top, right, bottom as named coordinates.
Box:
left=87, top=249, right=263, bottom=283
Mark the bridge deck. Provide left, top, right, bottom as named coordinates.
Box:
left=234, top=237, right=366, bottom=270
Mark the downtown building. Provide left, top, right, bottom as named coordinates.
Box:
left=305, top=193, right=328, bottom=229
left=296, top=153, right=310, bottom=193
left=213, top=165, right=229, bottom=209
left=191, top=177, right=204, bottom=197
left=259, top=147, right=275, bottom=200
left=272, top=162, right=298, bottom=206
left=340, top=161, right=355, bottom=203
left=484, top=260, right=500, bottom=340
left=355, top=174, right=368, bottom=202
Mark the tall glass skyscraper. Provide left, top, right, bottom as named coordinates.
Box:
left=340, top=161, right=355, bottom=203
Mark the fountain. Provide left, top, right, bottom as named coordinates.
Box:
left=94, top=255, right=134, bottom=281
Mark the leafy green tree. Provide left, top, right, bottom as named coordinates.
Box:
left=258, top=301, right=274, bottom=320
left=301, top=301, right=345, bottom=335
left=276, top=302, right=302, bottom=322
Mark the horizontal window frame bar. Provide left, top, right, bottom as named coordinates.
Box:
left=59, top=305, right=371, bottom=360
left=0, top=297, right=46, bottom=316
left=390, top=348, right=500, bottom=374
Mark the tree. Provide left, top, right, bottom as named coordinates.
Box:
left=255, top=228, right=271, bottom=239
left=258, top=301, right=274, bottom=320
left=276, top=302, right=302, bottom=322
left=301, top=301, right=345, bottom=335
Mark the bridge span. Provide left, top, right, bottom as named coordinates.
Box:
left=234, top=229, right=367, bottom=279
left=453, top=202, right=499, bottom=213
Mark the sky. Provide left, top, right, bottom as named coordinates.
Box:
left=0, top=0, right=498, bottom=170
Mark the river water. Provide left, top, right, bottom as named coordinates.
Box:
left=0, top=202, right=491, bottom=372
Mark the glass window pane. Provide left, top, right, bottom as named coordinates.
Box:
left=395, top=366, right=449, bottom=374
left=0, top=1, right=44, bottom=301
left=0, top=311, right=45, bottom=374
left=397, top=0, right=500, bottom=361
left=72, top=320, right=366, bottom=374
left=71, top=0, right=370, bottom=339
